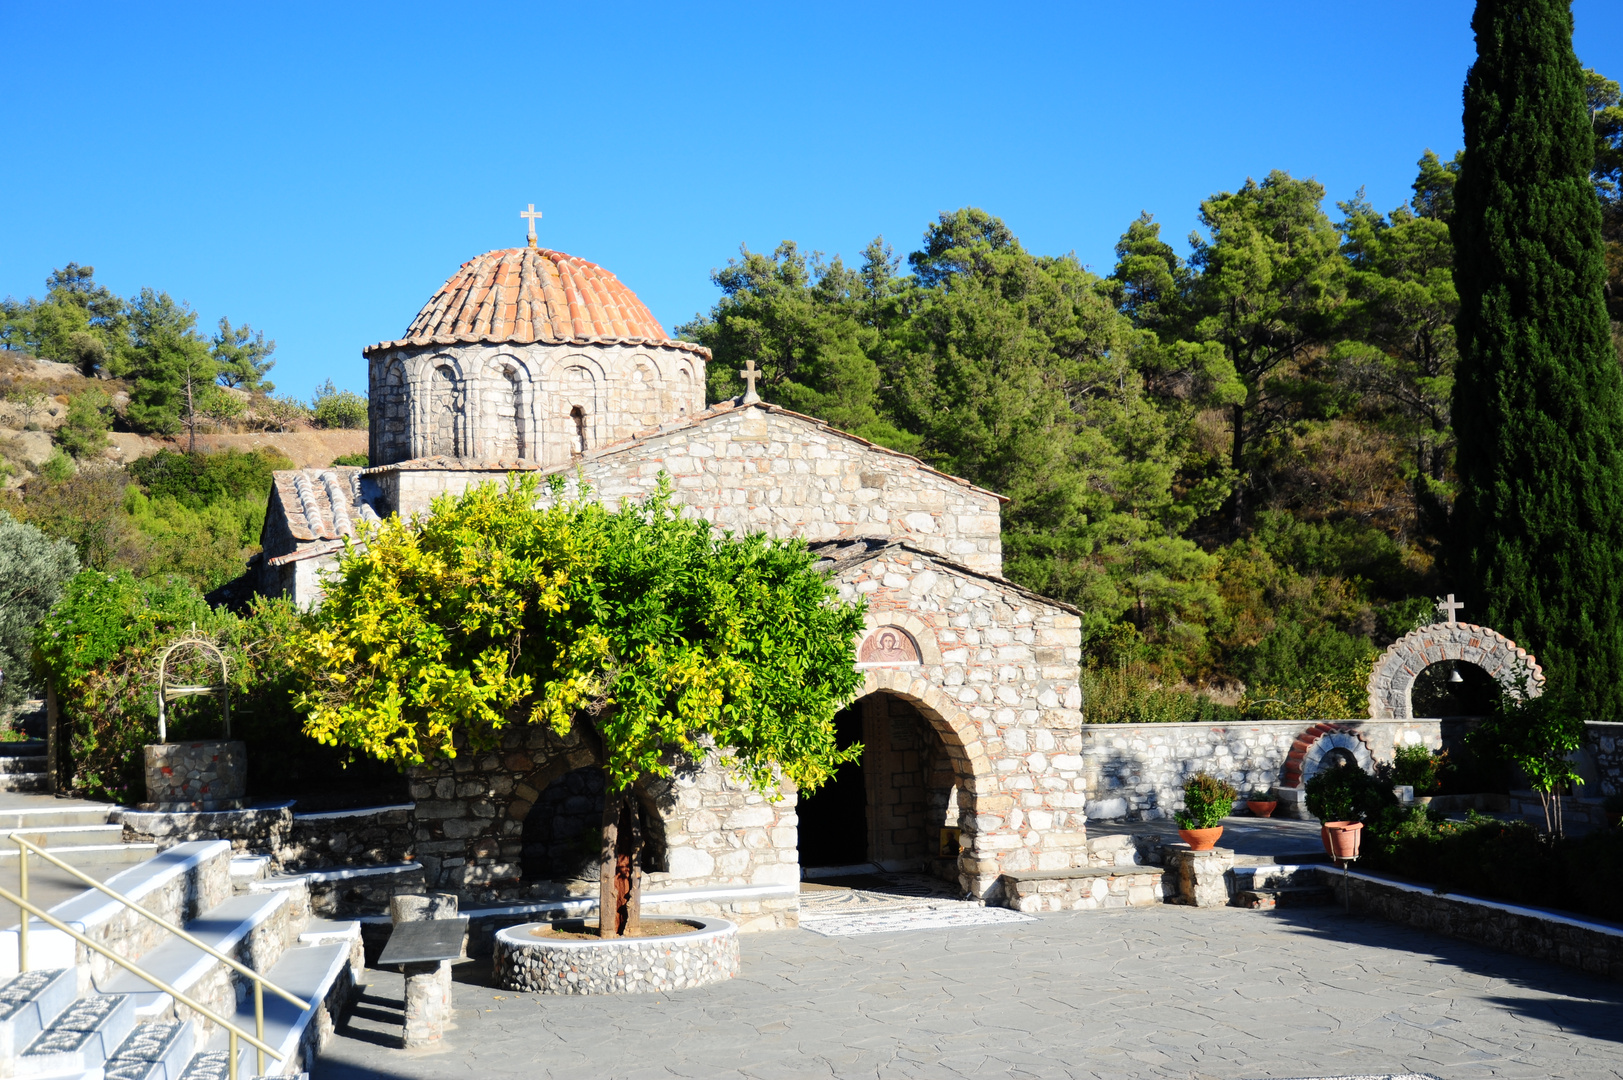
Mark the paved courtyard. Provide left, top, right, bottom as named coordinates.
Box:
left=313, top=903, right=1622, bottom=1080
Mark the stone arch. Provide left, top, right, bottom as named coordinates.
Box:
left=485, top=357, right=529, bottom=459
left=512, top=742, right=670, bottom=882
left=428, top=364, right=462, bottom=457
left=1367, top=621, right=1544, bottom=719
left=1281, top=723, right=1376, bottom=788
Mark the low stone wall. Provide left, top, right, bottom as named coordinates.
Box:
left=1001, top=867, right=1172, bottom=912
left=119, top=803, right=292, bottom=855
left=277, top=804, right=416, bottom=870
left=1078, top=719, right=1444, bottom=821
left=492, top=917, right=740, bottom=995
left=1328, top=869, right=1623, bottom=982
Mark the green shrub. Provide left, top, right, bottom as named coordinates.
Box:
left=128, top=448, right=291, bottom=510
left=54, top=388, right=111, bottom=460
left=1361, top=808, right=1623, bottom=923
left=0, top=511, right=79, bottom=713
left=1175, top=772, right=1237, bottom=830
left=330, top=453, right=368, bottom=468
left=310, top=380, right=367, bottom=429
left=1304, top=763, right=1395, bottom=823
left=1082, top=663, right=1239, bottom=724
left=1389, top=745, right=1449, bottom=794
left=33, top=569, right=399, bottom=803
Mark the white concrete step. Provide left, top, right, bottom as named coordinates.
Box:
left=204, top=941, right=351, bottom=1077
left=1, top=841, right=231, bottom=978
left=17, top=992, right=135, bottom=1076
left=0, top=825, right=127, bottom=850
left=0, top=808, right=113, bottom=831
left=95, top=891, right=290, bottom=1019
left=0, top=968, right=76, bottom=1058
left=0, top=776, right=51, bottom=795
left=100, top=1019, right=195, bottom=1080
left=0, top=759, right=47, bottom=776
left=0, top=843, right=160, bottom=868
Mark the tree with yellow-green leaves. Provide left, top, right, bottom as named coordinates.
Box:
left=289, top=475, right=867, bottom=936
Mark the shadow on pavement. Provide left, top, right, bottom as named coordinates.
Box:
left=1262, top=901, right=1623, bottom=1046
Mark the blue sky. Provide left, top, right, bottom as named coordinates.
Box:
left=4, top=1, right=1621, bottom=399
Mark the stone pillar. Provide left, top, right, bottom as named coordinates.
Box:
left=390, top=893, right=458, bottom=1049
left=1165, top=845, right=1233, bottom=908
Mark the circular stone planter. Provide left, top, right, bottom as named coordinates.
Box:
left=494, top=917, right=740, bottom=995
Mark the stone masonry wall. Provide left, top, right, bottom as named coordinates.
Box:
left=1079, top=719, right=1444, bottom=821
left=368, top=341, right=704, bottom=467
left=374, top=404, right=1007, bottom=576
left=406, top=723, right=798, bottom=920
left=832, top=544, right=1086, bottom=898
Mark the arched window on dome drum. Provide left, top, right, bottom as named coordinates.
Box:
left=430, top=365, right=459, bottom=457
left=491, top=365, right=525, bottom=460
left=570, top=405, right=587, bottom=454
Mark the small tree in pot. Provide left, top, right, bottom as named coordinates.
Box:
left=1305, top=759, right=1396, bottom=859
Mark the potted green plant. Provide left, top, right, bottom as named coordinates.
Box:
left=1176, top=773, right=1238, bottom=850
left=1389, top=745, right=1449, bottom=806
left=1245, top=789, right=1278, bottom=818
left=1304, top=763, right=1396, bottom=860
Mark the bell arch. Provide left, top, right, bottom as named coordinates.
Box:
left=1367, top=621, right=1544, bottom=719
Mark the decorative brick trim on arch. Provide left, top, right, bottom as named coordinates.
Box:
left=1281, top=723, right=1375, bottom=788
left=1366, top=621, right=1545, bottom=720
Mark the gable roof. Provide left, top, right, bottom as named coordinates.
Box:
left=807, top=537, right=1081, bottom=616
left=517, top=398, right=1009, bottom=503
left=268, top=466, right=379, bottom=542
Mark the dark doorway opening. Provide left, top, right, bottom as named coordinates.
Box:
left=796, top=704, right=868, bottom=869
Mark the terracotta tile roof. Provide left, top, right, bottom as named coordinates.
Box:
left=363, top=247, right=710, bottom=359
left=269, top=466, right=378, bottom=542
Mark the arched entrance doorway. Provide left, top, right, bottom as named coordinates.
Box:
left=797, top=691, right=964, bottom=882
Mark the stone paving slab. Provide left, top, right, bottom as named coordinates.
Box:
left=312, top=904, right=1623, bottom=1080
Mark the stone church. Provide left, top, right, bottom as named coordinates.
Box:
left=256, top=230, right=1088, bottom=926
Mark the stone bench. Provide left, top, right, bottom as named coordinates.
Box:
left=999, top=866, right=1174, bottom=913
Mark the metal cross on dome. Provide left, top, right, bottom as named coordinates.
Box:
left=520, top=203, right=543, bottom=247
left=1438, top=593, right=1465, bottom=625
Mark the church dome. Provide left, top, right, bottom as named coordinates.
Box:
left=363, top=246, right=707, bottom=357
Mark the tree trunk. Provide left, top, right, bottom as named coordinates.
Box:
left=597, top=788, right=644, bottom=937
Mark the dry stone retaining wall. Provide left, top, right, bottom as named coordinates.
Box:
left=1078, top=719, right=1443, bottom=821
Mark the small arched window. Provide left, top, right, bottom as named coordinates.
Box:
left=570, top=405, right=587, bottom=454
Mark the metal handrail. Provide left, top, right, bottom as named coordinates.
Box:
left=0, top=883, right=276, bottom=1080
left=11, top=835, right=310, bottom=1075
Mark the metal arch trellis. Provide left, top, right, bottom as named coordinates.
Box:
left=155, top=637, right=230, bottom=743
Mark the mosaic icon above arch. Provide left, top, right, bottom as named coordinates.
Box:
left=1367, top=620, right=1544, bottom=719
left=858, top=626, right=921, bottom=666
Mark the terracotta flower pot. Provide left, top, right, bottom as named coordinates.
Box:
left=1178, top=826, right=1224, bottom=851
left=1323, top=820, right=1363, bottom=860
left=1246, top=800, right=1278, bottom=818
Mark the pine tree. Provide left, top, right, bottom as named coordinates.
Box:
left=1449, top=0, right=1623, bottom=716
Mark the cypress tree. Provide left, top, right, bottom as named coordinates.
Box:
left=1450, top=0, right=1623, bottom=717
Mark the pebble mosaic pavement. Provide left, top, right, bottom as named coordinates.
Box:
left=313, top=903, right=1623, bottom=1080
